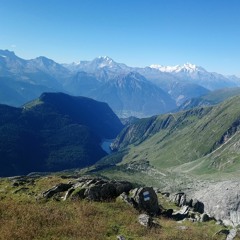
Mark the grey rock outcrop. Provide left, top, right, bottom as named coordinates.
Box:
left=226, top=229, right=237, bottom=240
left=172, top=205, right=189, bottom=221
left=42, top=176, right=133, bottom=202
left=43, top=183, right=73, bottom=198
left=191, top=181, right=240, bottom=226
left=170, top=192, right=186, bottom=207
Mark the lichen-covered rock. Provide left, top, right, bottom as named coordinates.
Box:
left=42, top=176, right=133, bottom=202
left=42, top=183, right=73, bottom=198
left=85, top=182, right=117, bottom=201
left=69, top=188, right=86, bottom=200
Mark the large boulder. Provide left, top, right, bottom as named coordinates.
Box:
left=131, top=187, right=160, bottom=215
left=85, top=182, right=117, bottom=201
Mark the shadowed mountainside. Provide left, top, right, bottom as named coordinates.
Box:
left=0, top=92, right=123, bottom=176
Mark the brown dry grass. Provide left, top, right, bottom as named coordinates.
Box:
left=0, top=177, right=233, bottom=240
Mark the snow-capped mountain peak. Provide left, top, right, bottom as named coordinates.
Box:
left=97, top=56, right=112, bottom=61
left=95, top=56, right=114, bottom=68
left=65, top=56, right=130, bottom=74
left=70, top=56, right=113, bottom=67
left=150, top=63, right=205, bottom=73
left=182, top=63, right=198, bottom=72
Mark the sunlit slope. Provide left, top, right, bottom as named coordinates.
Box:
left=113, top=96, right=240, bottom=174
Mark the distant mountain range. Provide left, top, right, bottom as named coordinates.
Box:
left=0, top=92, right=123, bottom=176
left=1, top=49, right=240, bottom=117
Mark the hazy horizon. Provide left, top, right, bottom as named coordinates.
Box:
left=1, top=0, right=240, bottom=76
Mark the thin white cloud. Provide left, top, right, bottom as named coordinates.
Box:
left=11, top=44, right=17, bottom=48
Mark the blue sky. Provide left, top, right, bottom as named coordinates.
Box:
left=0, top=0, right=240, bottom=75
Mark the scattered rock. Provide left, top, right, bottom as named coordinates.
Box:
left=138, top=214, right=152, bottom=227
left=117, top=235, right=126, bottom=240
left=138, top=214, right=159, bottom=228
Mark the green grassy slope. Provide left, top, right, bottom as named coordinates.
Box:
left=110, top=96, right=240, bottom=176
left=179, top=87, right=240, bottom=111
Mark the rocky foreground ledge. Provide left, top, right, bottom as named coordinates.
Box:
left=37, top=176, right=239, bottom=238
left=5, top=174, right=240, bottom=239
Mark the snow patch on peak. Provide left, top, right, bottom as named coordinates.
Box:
left=95, top=56, right=115, bottom=68
left=181, top=63, right=199, bottom=72
left=97, top=56, right=112, bottom=62
left=150, top=63, right=205, bottom=73
left=150, top=64, right=181, bottom=72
